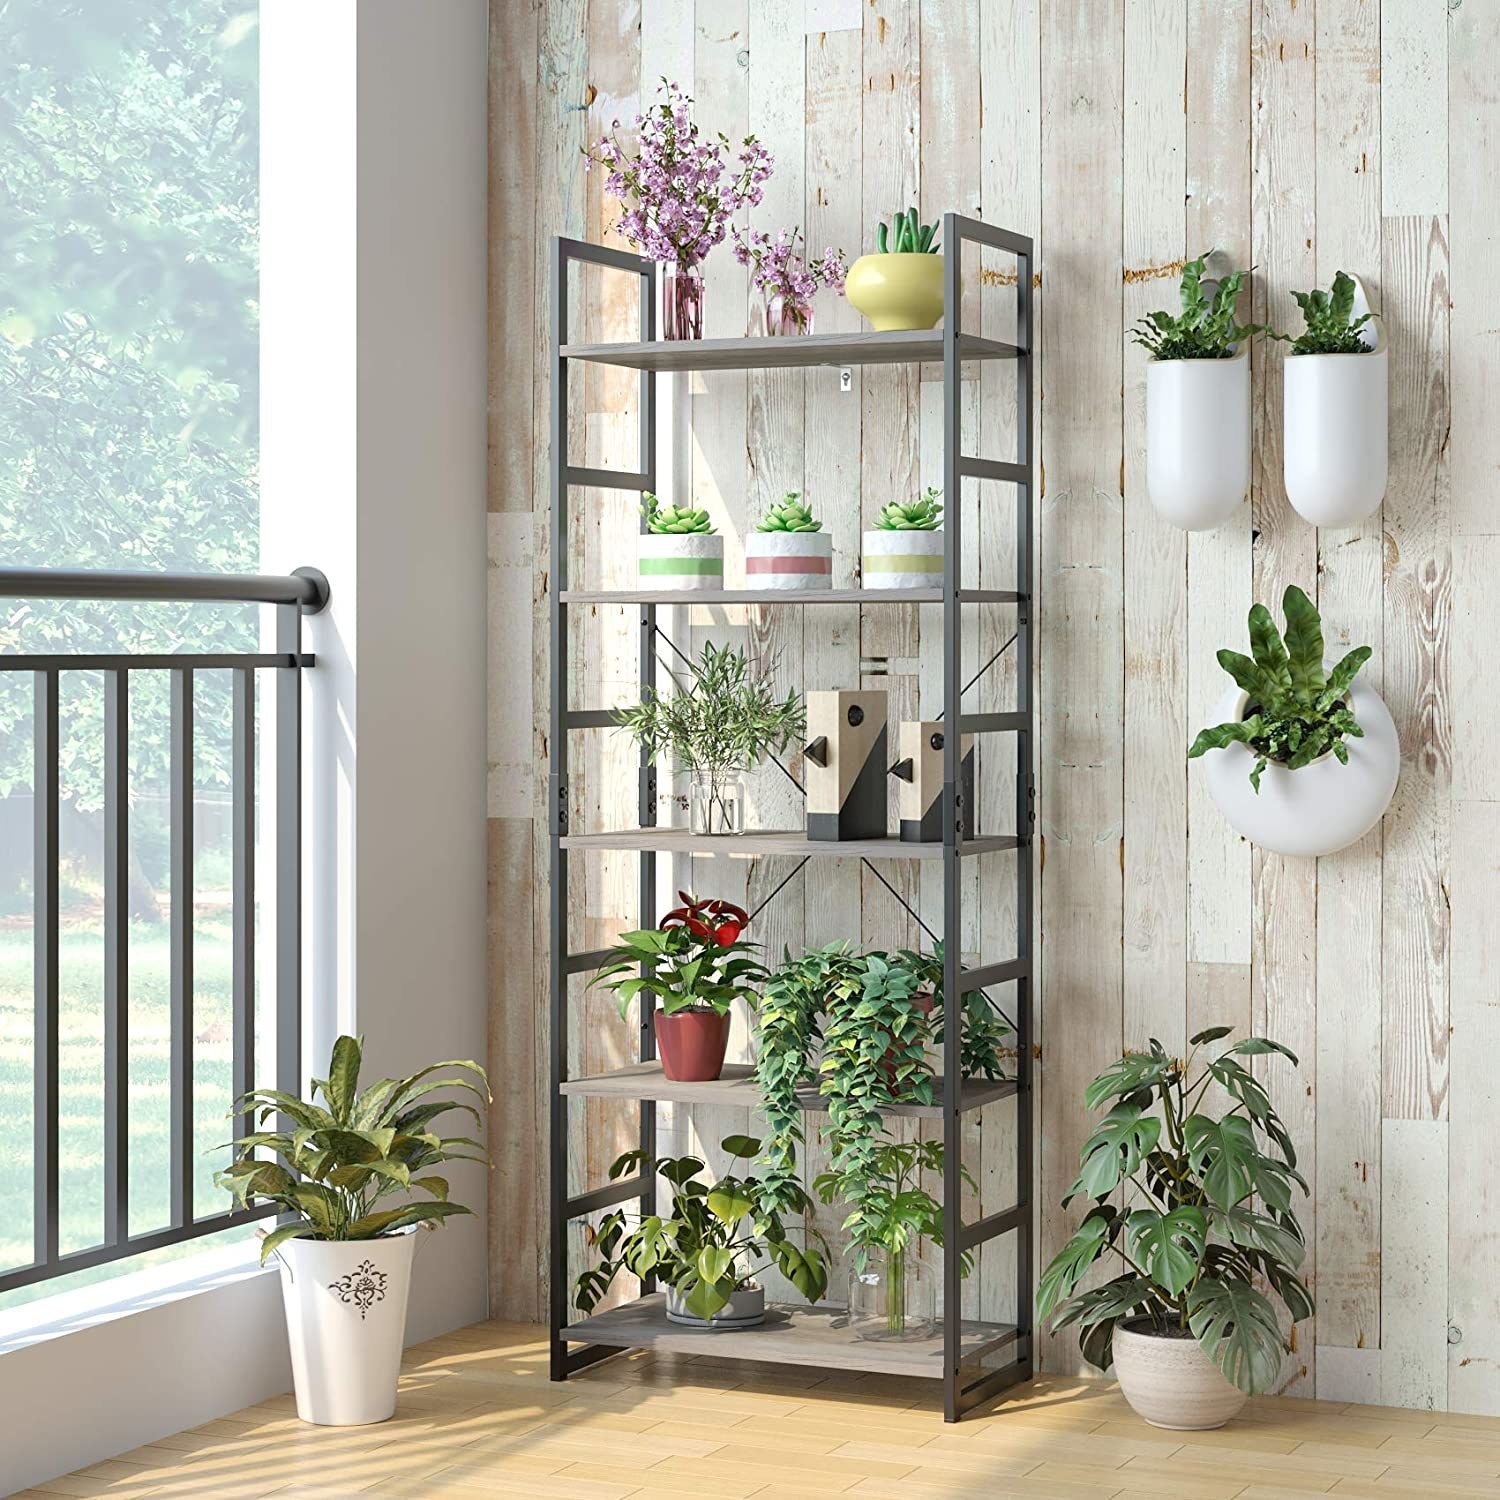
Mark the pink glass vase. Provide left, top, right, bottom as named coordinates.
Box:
left=662, top=261, right=705, bottom=341
left=765, top=292, right=815, bottom=337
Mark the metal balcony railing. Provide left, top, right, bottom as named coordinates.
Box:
left=0, top=566, right=327, bottom=1294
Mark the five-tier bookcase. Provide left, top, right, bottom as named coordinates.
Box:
left=547, top=214, right=1035, bottom=1421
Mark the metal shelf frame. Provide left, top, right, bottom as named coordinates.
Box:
left=547, top=216, right=1035, bottom=1419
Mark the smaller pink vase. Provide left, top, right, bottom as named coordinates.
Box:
left=765, top=292, right=814, bottom=337
left=662, top=262, right=705, bottom=341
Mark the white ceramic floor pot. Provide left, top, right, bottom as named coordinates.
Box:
left=665, top=1281, right=765, bottom=1329
left=1146, top=348, right=1250, bottom=531
left=274, top=1227, right=419, bottom=1425
left=1283, top=332, right=1387, bottom=528
left=1201, top=675, right=1399, bottom=857
left=743, top=530, right=832, bottom=590
left=863, top=528, right=943, bottom=589
left=1112, top=1321, right=1247, bottom=1430
left=638, top=533, right=723, bottom=591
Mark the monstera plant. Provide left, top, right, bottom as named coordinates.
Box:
left=1038, top=1028, right=1313, bottom=1427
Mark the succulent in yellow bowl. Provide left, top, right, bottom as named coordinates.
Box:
left=845, top=209, right=946, bottom=332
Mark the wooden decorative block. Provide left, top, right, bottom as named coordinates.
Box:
left=804, top=689, right=889, bottom=841
left=890, top=720, right=976, bottom=843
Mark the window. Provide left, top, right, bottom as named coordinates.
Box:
left=0, top=0, right=261, bottom=1309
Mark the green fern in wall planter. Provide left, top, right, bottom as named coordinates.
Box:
left=1132, top=252, right=1264, bottom=360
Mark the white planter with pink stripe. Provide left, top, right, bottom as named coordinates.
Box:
left=743, top=530, right=833, bottom=591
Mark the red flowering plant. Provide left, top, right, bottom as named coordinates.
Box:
left=590, top=892, right=768, bottom=1021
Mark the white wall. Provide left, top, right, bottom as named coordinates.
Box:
left=0, top=3, right=489, bottom=1490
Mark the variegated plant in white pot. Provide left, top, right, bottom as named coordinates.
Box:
left=1039, top=1029, right=1313, bottom=1430
left=1188, top=585, right=1398, bottom=858
left=217, top=1036, right=489, bottom=1426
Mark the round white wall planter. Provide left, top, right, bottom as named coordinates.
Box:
left=1283, top=293, right=1386, bottom=528
left=1201, top=676, right=1399, bottom=857
left=862, top=528, right=943, bottom=589
left=274, top=1228, right=418, bottom=1425
left=1146, top=348, right=1250, bottom=531
left=743, top=530, right=832, bottom=590
left=638, top=533, right=724, bottom=591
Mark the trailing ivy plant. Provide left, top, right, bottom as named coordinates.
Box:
left=897, top=941, right=1013, bottom=1082
left=1037, top=1027, right=1313, bottom=1395
left=1280, top=270, right=1374, bottom=356
left=874, top=488, right=943, bottom=530
left=1130, top=253, right=1263, bottom=360
left=216, top=1035, right=490, bottom=1264
left=642, top=490, right=714, bottom=534
left=612, top=641, right=805, bottom=827
left=1188, top=584, right=1371, bottom=792
left=574, top=1135, right=828, bottom=1320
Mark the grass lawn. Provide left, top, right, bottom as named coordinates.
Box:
left=0, top=913, right=256, bottom=1311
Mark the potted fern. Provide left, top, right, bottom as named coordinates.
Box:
left=862, top=488, right=943, bottom=590
left=845, top=209, right=945, bottom=331
left=1039, top=1028, right=1313, bottom=1430
left=743, top=491, right=832, bottom=590
left=216, top=1035, right=489, bottom=1426
left=1188, top=584, right=1398, bottom=856
left=1134, top=253, right=1260, bottom=532
left=638, top=491, right=723, bottom=591
left=1280, top=271, right=1386, bottom=529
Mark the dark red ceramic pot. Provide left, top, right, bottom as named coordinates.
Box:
left=655, top=1008, right=731, bottom=1082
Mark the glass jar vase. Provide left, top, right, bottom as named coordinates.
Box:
left=764, top=292, right=814, bottom=337
left=848, top=1246, right=937, bottom=1342
left=662, top=261, right=705, bottom=341
left=690, top=769, right=744, bottom=835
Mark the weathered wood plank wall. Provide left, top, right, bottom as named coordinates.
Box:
left=487, top=0, right=1495, bottom=1411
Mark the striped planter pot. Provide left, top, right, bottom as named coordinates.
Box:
left=862, top=528, right=943, bottom=590
left=743, top=531, right=833, bottom=591
left=638, top=533, right=723, bottom=591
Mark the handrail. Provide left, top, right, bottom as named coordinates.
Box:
left=0, top=565, right=330, bottom=613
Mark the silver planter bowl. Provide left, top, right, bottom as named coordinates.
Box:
left=664, top=1282, right=766, bottom=1330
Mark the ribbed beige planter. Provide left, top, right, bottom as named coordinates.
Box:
left=1112, top=1322, right=1247, bottom=1430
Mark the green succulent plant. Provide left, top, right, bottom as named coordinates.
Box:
left=1187, top=584, right=1371, bottom=793
left=756, top=492, right=822, bottom=533
left=875, top=207, right=940, bottom=255
left=642, top=491, right=714, bottom=534
left=874, top=488, right=942, bottom=531
left=1038, top=1028, right=1312, bottom=1395
left=1131, top=252, right=1264, bottom=360
left=1281, top=270, right=1374, bottom=356
left=215, top=1034, right=490, bottom=1264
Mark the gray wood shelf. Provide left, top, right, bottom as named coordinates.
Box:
left=558, top=829, right=1021, bottom=860
left=562, top=1293, right=1023, bottom=1379
left=559, top=587, right=1025, bottom=606
left=560, top=328, right=1022, bottom=373
left=559, top=1061, right=1018, bottom=1117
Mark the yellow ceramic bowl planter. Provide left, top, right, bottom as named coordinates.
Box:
left=846, top=209, right=947, bottom=332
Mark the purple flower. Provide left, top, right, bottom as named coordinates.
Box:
left=729, top=223, right=848, bottom=312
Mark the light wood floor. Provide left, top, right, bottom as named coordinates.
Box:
left=19, top=1320, right=1500, bottom=1499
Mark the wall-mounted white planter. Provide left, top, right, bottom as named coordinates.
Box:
left=638, top=533, right=724, bottom=591
left=862, top=528, right=943, bottom=589
left=274, top=1227, right=418, bottom=1426
left=1146, top=347, right=1250, bottom=531
left=743, top=530, right=832, bottom=590
left=1283, top=283, right=1386, bottom=528
left=1201, top=676, right=1399, bottom=857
